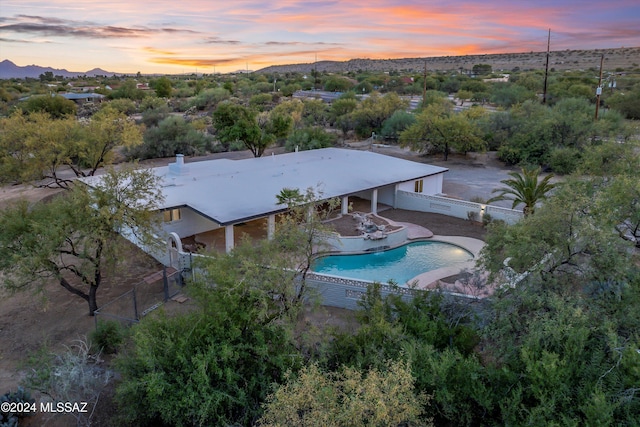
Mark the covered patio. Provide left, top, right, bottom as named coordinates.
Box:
left=179, top=196, right=395, bottom=254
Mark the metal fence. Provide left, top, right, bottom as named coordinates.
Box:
left=94, top=267, right=183, bottom=329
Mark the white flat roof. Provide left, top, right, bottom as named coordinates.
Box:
left=89, top=148, right=448, bottom=225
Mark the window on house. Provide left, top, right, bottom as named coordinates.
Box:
left=414, top=180, right=424, bottom=193
left=163, top=208, right=181, bottom=222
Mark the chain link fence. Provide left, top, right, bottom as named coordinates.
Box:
left=94, top=267, right=183, bottom=329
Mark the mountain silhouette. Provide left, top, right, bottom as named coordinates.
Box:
left=0, top=60, right=116, bottom=79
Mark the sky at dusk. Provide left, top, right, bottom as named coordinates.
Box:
left=1, top=0, right=640, bottom=74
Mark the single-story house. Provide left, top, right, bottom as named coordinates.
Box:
left=155, top=148, right=446, bottom=253
left=84, top=148, right=448, bottom=259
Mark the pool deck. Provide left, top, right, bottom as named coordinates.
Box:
left=394, top=221, right=434, bottom=239
left=381, top=221, right=491, bottom=298
left=408, top=235, right=492, bottom=299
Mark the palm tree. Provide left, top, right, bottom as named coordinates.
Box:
left=276, top=187, right=304, bottom=207
left=487, top=167, right=555, bottom=216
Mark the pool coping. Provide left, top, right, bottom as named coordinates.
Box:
left=407, top=235, right=485, bottom=291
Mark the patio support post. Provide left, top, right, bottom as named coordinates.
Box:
left=225, top=225, right=234, bottom=253
left=371, top=189, right=378, bottom=214
left=267, top=214, right=276, bottom=240
left=393, top=184, right=399, bottom=208
left=341, top=196, right=349, bottom=215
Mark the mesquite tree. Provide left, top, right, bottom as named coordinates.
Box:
left=0, top=166, right=162, bottom=315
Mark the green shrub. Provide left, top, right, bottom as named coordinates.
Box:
left=249, top=93, right=273, bottom=111
left=549, top=146, right=581, bottom=174
left=91, top=320, right=126, bottom=354
left=497, top=145, right=523, bottom=165
left=380, top=110, right=416, bottom=141
left=482, top=212, right=495, bottom=227
left=127, top=116, right=213, bottom=160
left=285, top=126, right=336, bottom=152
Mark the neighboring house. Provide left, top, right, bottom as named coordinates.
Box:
left=67, top=82, right=101, bottom=92
left=82, top=148, right=448, bottom=259
left=60, top=92, right=105, bottom=104
left=483, top=74, right=510, bottom=83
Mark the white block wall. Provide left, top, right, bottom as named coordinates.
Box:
left=396, top=191, right=522, bottom=224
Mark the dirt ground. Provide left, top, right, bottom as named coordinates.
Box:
left=381, top=209, right=487, bottom=240
left=0, top=147, right=502, bottom=425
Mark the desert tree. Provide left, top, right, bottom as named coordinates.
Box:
left=129, top=115, right=212, bottom=160
left=151, top=76, right=172, bottom=98
left=20, top=94, right=77, bottom=119
left=77, top=107, right=144, bottom=176
left=380, top=110, right=416, bottom=141
left=481, top=176, right=633, bottom=286
left=213, top=101, right=266, bottom=156
left=0, top=108, right=142, bottom=188
left=0, top=111, right=81, bottom=187
left=259, top=360, right=430, bottom=427
left=479, top=177, right=640, bottom=425
left=0, top=166, right=163, bottom=315
left=579, top=139, right=640, bottom=247
left=350, top=92, right=408, bottom=138
left=399, top=99, right=485, bottom=160
left=201, top=187, right=338, bottom=320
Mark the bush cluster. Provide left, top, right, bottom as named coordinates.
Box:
left=1, top=388, right=35, bottom=426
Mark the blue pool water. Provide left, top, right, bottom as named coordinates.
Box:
left=312, top=241, right=473, bottom=284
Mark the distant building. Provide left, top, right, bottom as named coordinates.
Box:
left=60, top=92, right=106, bottom=104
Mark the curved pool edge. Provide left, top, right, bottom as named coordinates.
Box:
left=314, top=235, right=486, bottom=288
left=407, top=235, right=485, bottom=292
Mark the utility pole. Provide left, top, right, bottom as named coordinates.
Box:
left=595, top=54, right=604, bottom=120
left=314, top=53, right=318, bottom=90
left=422, top=61, right=427, bottom=108
left=542, top=29, right=550, bottom=104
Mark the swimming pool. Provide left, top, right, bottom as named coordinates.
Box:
left=311, top=241, right=473, bottom=285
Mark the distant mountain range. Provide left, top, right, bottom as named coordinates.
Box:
left=258, top=47, right=640, bottom=74
left=0, top=60, right=116, bottom=79
left=2, top=46, right=638, bottom=79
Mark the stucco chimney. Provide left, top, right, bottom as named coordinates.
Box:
left=169, top=153, right=189, bottom=175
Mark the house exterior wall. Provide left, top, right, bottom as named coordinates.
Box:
left=397, top=173, right=444, bottom=195
left=160, top=207, right=220, bottom=238
left=351, top=184, right=395, bottom=206
left=377, top=185, right=395, bottom=206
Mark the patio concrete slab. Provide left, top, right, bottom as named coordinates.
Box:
left=394, top=221, right=434, bottom=239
